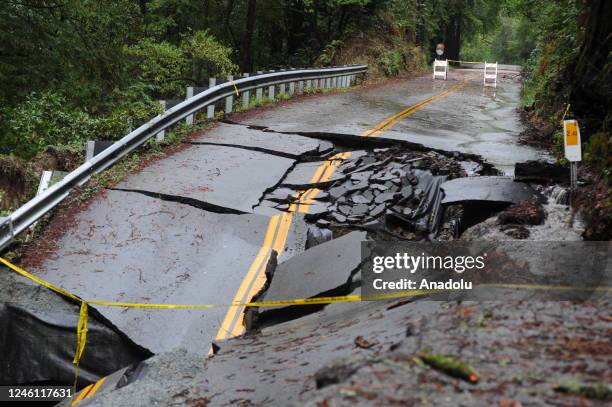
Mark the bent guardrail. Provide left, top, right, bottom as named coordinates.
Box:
left=0, top=64, right=368, bottom=252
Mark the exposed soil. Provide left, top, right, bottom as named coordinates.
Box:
left=0, top=155, right=37, bottom=211
left=498, top=200, right=545, bottom=226
left=517, top=110, right=554, bottom=149
left=574, top=173, right=612, bottom=240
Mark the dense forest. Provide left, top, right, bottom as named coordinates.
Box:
left=0, top=0, right=610, bottom=213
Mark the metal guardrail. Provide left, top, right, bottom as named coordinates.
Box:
left=0, top=65, right=367, bottom=252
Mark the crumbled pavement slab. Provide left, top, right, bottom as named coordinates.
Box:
left=80, top=300, right=612, bottom=407
left=245, top=231, right=366, bottom=330
left=260, top=146, right=478, bottom=239
left=441, top=176, right=541, bottom=206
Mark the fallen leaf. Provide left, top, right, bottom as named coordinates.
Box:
left=499, top=399, right=523, bottom=407
left=354, top=336, right=378, bottom=349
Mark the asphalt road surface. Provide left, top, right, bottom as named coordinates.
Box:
left=31, top=68, right=545, bottom=355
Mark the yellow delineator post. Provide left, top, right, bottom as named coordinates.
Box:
left=563, top=119, right=582, bottom=193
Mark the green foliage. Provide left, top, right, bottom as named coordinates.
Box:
left=461, top=16, right=537, bottom=64
left=516, top=0, right=580, bottom=115
left=181, top=31, right=238, bottom=79
left=378, top=48, right=404, bottom=76
left=126, top=39, right=188, bottom=97
left=1, top=91, right=162, bottom=159
left=315, top=40, right=344, bottom=66
left=2, top=92, right=98, bottom=159
left=584, top=133, right=611, bottom=180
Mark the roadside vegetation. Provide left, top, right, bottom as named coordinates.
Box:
left=0, top=1, right=609, bottom=237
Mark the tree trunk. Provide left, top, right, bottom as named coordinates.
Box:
left=444, top=14, right=461, bottom=61
left=223, top=0, right=236, bottom=43
left=287, top=0, right=306, bottom=57
left=241, top=0, right=257, bottom=72
left=570, top=0, right=612, bottom=133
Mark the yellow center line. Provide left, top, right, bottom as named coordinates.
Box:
left=213, top=80, right=466, bottom=342
left=71, top=384, right=93, bottom=405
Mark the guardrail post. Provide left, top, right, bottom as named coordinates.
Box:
left=306, top=79, right=312, bottom=90
left=256, top=71, right=263, bottom=101
left=225, top=75, right=234, bottom=114
left=207, top=78, right=216, bottom=118
left=268, top=70, right=275, bottom=99
left=30, top=170, right=68, bottom=230
left=279, top=69, right=286, bottom=95
left=288, top=68, right=296, bottom=95
left=85, top=140, right=95, bottom=161
left=186, top=86, right=194, bottom=125
left=157, top=100, right=166, bottom=141
left=326, top=77, right=331, bottom=89
left=242, top=73, right=250, bottom=109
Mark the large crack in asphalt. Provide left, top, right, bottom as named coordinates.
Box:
left=251, top=157, right=305, bottom=211
left=183, top=141, right=309, bottom=160
left=108, top=187, right=248, bottom=215
left=221, top=119, right=499, bottom=170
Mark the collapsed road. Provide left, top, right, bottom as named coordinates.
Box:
left=3, top=68, right=605, bottom=406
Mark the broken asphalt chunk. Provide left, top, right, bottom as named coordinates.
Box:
left=374, top=192, right=397, bottom=204
left=246, top=231, right=367, bottom=330
left=441, top=176, right=541, bottom=205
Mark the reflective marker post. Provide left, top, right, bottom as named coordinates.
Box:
left=563, top=119, right=582, bottom=204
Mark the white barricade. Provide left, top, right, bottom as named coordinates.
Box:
left=433, top=59, right=448, bottom=80
left=484, top=62, right=498, bottom=87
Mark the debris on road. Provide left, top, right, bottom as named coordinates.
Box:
left=497, top=199, right=545, bottom=226
left=354, top=336, right=378, bottom=349
left=418, top=351, right=479, bottom=383
left=259, top=146, right=491, bottom=239
left=554, top=380, right=612, bottom=401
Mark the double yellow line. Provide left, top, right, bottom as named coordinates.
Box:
left=214, top=80, right=467, bottom=341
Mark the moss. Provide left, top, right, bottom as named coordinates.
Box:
left=554, top=380, right=612, bottom=401
left=418, top=350, right=479, bottom=383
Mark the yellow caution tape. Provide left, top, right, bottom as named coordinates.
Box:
left=446, top=59, right=489, bottom=64
left=1, top=256, right=611, bottom=394
left=228, top=78, right=240, bottom=97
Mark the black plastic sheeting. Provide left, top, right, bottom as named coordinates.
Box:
left=0, top=266, right=151, bottom=388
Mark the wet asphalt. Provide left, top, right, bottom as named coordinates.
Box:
left=31, top=69, right=544, bottom=356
